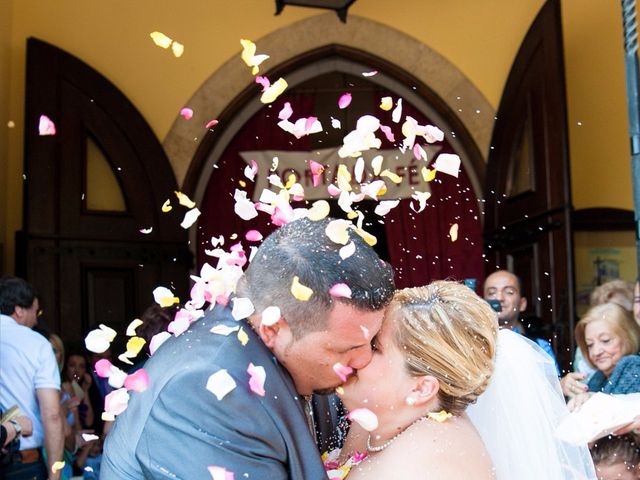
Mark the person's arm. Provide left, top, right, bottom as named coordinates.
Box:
left=1, top=416, right=33, bottom=446
left=37, top=388, right=64, bottom=480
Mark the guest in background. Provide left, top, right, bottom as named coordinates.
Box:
left=62, top=351, right=95, bottom=432
left=569, top=303, right=640, bottom=411
left=590, top=279, right=634, bottom=312
left=128, top=304, right=177, bottom=373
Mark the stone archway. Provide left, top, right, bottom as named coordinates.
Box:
left=163, top=13, right=494, bottom=191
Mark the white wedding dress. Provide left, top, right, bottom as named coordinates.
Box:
left=467, top=330, right=597, bottom=479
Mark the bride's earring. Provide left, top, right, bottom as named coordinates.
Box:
left=405, top=396, right=416, bottom=406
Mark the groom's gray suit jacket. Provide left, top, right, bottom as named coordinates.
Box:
left=101, top=304, right=328, bottom=479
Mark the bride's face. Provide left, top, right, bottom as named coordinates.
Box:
left=338, top=313, right=414, bottom=414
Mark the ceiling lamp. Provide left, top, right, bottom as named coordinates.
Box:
left=274, top=0, right=358, bottom=23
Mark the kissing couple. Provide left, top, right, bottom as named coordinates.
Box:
left=102, top=217, right=596, bottom=479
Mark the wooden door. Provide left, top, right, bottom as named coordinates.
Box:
left=484, top=0, right=574, bottom=371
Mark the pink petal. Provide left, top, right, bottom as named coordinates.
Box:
left=94, top=359, right=113, bottom=378
left=38, top=115, right=56, bottom=136
left=327, top=184, right=341, bottom=197
left=329, top=283, right=352, bottom=298
left=168, top=316, right=191, bottom=336
left=208, top=466, right=235, bottom=480
left=278, top=102, right=293, bottom=121
left=338, top=93, right=352, bottom=109
left=425, top=125, right=444, bottom=143
left=180, top=108, right=194, bottom=120
left=124, top=368, right=149, bottom=393
left=271, top=203, right=294, bottom=227
left=413, top=143, right=427, bottom=161
left=255, top=75, right=271, bottom=92
left=206, top=119, right=219, bottom=129
left=247, top=363, right=266, bottom=396
left=104, top=388, right=130, bottom=417
left=245, top=229, right=263, bottom=242
left=333, top=362, right=353, bottom=382
left=379, top=124, right=395, bottom=142
left=309, top=160, right=325, bottom=187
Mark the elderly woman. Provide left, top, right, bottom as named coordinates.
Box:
left=569, top=303, right=640, bottom=411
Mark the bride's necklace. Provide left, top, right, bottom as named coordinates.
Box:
left=366, top=416, right=428, bottom=453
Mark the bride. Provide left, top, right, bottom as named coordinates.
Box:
left=333, top=280, right=596, bottom=479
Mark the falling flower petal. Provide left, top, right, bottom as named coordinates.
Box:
left=125, top=337, right=146, bottom=357
left=362, top=70, right=378, bottom=77
left=353, top=227, right=377, bottom=246
left=256, top=75, right=270, bottom=91
left=124, top=369, right=149, bottom=393
left=354, top=157, right=365, bottom=183
left=333, top=362, right=353, bottom=382
left=206, top=119, right=219, bottom=129
left=233, top=189, right=258, bottom=220
left=337, top=164, right=352, bottom=192
left=237, top=327, right=249, bottom=346
left=180, top=108, right=193, bottom=120
left=181, top=208, right=200, bottom=229
left=425, top=125, right=444, bottom=143
left=94, top=359, right=113, bottom=378
left=392, top=98, right=403, bottom=123
left=370, top=155, right=383, bottom=176
left=206, top=369, right=237, bottom=400
left=231, top=297, right=255, bottom=320
left=374, top=200, right=400, bottom=216
left=210, top=324, right=240, bottom=336
left=309, top=160, right=325, bottom=187
left=278, top=102, right=293, bottom=121
left=422, top=167, right=436, bottom=182
left=449, top=223, right=459, bottom=242
left=326, top=219, right=351, bottom=245
left=379, top=97, right=393, bottom=111
left=150, top=31, right=172, bottom=49
left=261, top=306, right=281, bottom=326
left=175, top=191, right=196, bottom=208
left=261, top=78, right=288, bottom=104
left=338, top=93, right=352, bottom=109
left=139, top=227, right=153, bottom=234
left=208, top=466, right=235, bottom=480
left=329, top=283, right=352, bottom=298
left=428, top=410, right=453, bottom=422
left=82, top=433, right=99, bottom=442
left=413, top=143, right=427, bottom=161
left=240, top=39, right=270, bottom=75
left=339, top=242, right=355, bottom=260
left=380, top=169, right=402, bottom=184
left=247, top=363, right=266, bottom=396
left=161, top=199, right=172, bottom=212
left=379, top=125, right=395, bottom=142
left=149, top=331, right=171, bottom=355
left=38, top=115, right=56, bottom=136
left=331, top=117, right=341, bottom=129
left=347, top=408, right=379, bottom=431
left=52, top=461, right=66, bottom=473
left=153, top=286, right=180, bottom=308
left=244, top=159, right=258, bottom=182
left=434, top=153, right=461, bottom=177
left=84, top=324, right=117, bottom=353
left=307, top=200, right=330, bottom=221
left=245, top=230, right=263, bottom=242
left=104, top=388, right=130, bottom=417
left=107, top=366, right=128, bottom=389
left=291, top=276, right=313, bottom=301
left=410, top=191, right=431, bottom=213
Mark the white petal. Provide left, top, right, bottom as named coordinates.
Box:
left=206, top=369, right=237, bottom=400
left=261, top=306, right=281, bottom=326
left=180, top=208, right=201, bottom=229
left=210, top=324, right=240, bottom=336
left=339, top=241, right=356, bottom=260
left=231, top=297, right=255, bottom=320
left=433, top=153, right=461, bottom=177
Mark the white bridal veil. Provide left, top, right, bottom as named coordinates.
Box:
left=467, top=330, right=597, bottom=480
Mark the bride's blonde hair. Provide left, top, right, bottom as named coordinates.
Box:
left=389, top=280, right=498, bottom=415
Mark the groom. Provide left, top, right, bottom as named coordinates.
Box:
left=101, top=217, right=395, bottom=479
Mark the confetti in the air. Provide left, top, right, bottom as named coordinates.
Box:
left=180, top=207, right=200, bottom=229
left=210, top=324, right=240, bottom=336
left=428, top=410, right=453, bottom=422
left=206, top=119, right=219, bottom=129
left=307, top=200, right=330, bottom=221
left=379, top=97, right=392, bottom=111
left=126, top=319, right=143, bottom=337
left=237, top=327, right=249, bottom=346
left=139, top=227, right=153, bottom=234
left=85, top=324, right=117, bottom=353
left=333, top=362, right=353, bottom=382
left=329, top=283, right=352, bottom=298
left=339, top=242, right=355, bottom=260
left=326, top=219, right=351, bottom=245
left=338, top=93, right=352, bottom=109
left=149, top=331, right=171, bottom=355
left=52, top=461, right=66, bottom=473
left=149, top=31, right=184, bottom=57
left=180, top=108, right=194, bottom=120
left=124, top=368, right=149, bottom=393
left=245, top=229, right=263, bottom=242
left=278, top=102, right=293, bottom=121
left=161, top=199, right=172, bottom=212
left=449, top=223, right=459, bottom=242
left=261, top=306, right=281, bottom=326
left=153, top=286, right=180, bottom=308
left=175, top=191, right=196, bottom=208
left=231, top=297, right=255, bottom=320
left=261, top=78, right=288, bottom=104
left=208, top=466, right=235, bottom=480
left=362, top=70, right=378, bottom=77
left=434, top=153, right=461, bottom=177
left=104, top=388, right=130, bottom=417
left=206, top=369, right=237, bottom=400
left=240, top=39, right=270, bottom=75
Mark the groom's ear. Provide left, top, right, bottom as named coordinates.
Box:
left=411, top=376, right=439, bottom=406
left=257, top=316, right=290, bottom=348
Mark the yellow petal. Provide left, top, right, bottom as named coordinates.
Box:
left=380, top=96, right=393, bottom=111
left=427, top=409, right=453, bottom=423
left=126, top=336, right=146, bottom=356
left=150, top=31, right=172, bottom=49
left=171, top=41, right=184, bottom=58
left=237, top=327, right=249, bottom=346
left=175, top=191, right=196, bottom=208
left=337, top=164, right=352, bottom=192
left=353, top=227, right=377, bottom=246
left=307, top=200, right=330, bottom=221
left=161, top=199, right=172, bottom=212
left=335, top=386, right=344, bottom=395
left=347, top=211, right=358, bottom=220
left=449, top=223, right=459, bottom=242
left=261, top=78, right=288, bottom=104
left=239, top=180, right=246, bottom=188
left=52, top=461, right=66, bottom=473
left=422, top=167, right=437, bottom=182
left=325, top=219, right=351, bottom=245
left=240, top=39, right=257, bottom=66
left=380, top=169, right=402, bottom=184
left=284, top=173, right=297, bottom=190
left=291, top=276, right=314, bottom=301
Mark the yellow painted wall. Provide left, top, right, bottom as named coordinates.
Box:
left=0, top=0, right=636, bottom=273
left=0, top=0, right=13, bottom=273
